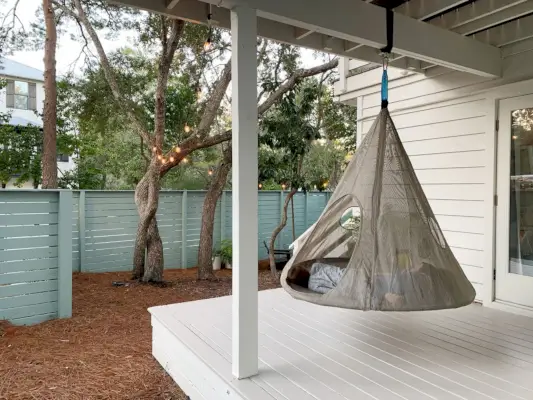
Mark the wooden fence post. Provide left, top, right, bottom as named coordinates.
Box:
left=78, top=190, right=86, bottom=272
left=279, top=190, right=284, bottom=248
left=221, top=191, right=227, bottom=242
left=58, top=191, right=73, bottom=319
left=181, top=190, right=188, bottom=268
left=304, top=191, right=308, bottom=228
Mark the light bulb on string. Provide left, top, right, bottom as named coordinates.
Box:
left=162, top=158, right=167, bottom=164
left=258, top=183, right=263, bottom=189
left=157, top=154, right=162, bottom=161
left=281, top=183, right=286, bottom=190
left=170, top=156, right=175, bottom=163
left=182, top=157, right=189, bottom=164
left=204, top=10, right=213, bottom=52
left=175, top=146, right=181, bottom=153
left=184, top=123, right=191, bottom=133
left=203, top=37, right=212, bottom=52
left=152, top=146, right=157, bottom=152
left=208, top=169, right=213, bottom=176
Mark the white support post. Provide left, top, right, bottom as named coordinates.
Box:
left=338, top=57, right=349, bottom=94
left=231, top=5, right=259, bottom=380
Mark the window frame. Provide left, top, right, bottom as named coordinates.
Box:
left=11, top=80, right=30, bottom=110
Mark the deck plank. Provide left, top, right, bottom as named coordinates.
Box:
left=265, top=295, right=499, bottom=400
left=150, top=289, right=533, bottom=400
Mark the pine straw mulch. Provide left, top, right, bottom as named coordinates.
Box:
left=0, top=262, right=280, bottom=400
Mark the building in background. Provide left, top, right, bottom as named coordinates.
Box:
left=0, top=58, right=74, bottom=188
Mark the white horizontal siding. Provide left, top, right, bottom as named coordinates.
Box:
left=359, top=97, right=488, bottom=300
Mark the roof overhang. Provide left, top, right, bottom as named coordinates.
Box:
left=110, top=0, right=504, bottom=78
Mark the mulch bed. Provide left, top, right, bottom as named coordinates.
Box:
left=0, top=262, right=280, bottom=400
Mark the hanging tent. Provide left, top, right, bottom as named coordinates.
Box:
left=280, top=10, right=476, bottom=311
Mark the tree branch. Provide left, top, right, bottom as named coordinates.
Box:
left=161, top=58, right=339, bottom=176
left=154, top=18, right=184, bottom=147
left=258, top=58, right=338, bottom=115
left=55, top=0, right=152, bottom=145
left=160, top=129, right=232, bottom=176
left=195, top=58, right=232, bottom=138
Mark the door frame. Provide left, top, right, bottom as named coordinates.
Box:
left=494, top=94, right=533, bottom=309
left=484, top=77, right=533, bottom=315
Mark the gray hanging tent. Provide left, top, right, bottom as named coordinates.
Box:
left=280, top=107, right=476, bottom=311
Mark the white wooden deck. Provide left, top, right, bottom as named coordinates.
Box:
left=149, top=289, right=533, bottom=400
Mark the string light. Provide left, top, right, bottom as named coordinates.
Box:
left=258, top=183, right=263, bottom=189
left=208, top=169, right=213, bottom=176
left=152, top=146, right=157, bottom=152
left=204, top=9, right=213, bottom=52
left=170, top=156, right=175, bottom=163
left=183, top=157, right=189, bottom=163
left=281, top=183, right=286, bottom=190
left=175, top=146, right=181, bottom=153
left=184, top=123, right=191, bottom=133
left=323, top=181, right=329, bottom=188
left=157, top=154, right=162, bottom=161
left=512, top=135, right=518, bottom=140
left=162, top=158, right=167, bottom=164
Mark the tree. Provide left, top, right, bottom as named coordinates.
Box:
left=42, top=0, right=58, bottom=188
left=53, top=0, right=338, bottom=282
left=195, top=49, right=339, bottom=280
left=259, top=82, right=322, bottom=274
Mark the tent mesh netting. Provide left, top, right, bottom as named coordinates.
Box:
left=280, top=107, right=476, bottom=311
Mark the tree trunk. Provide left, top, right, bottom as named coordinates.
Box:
left=42, top=0, right=58, bottom=189
left=197, top=146, right=232, bottom=280
left=133, top=159, right=163, bottom=282
left=269, top=188, right=298, bottom=276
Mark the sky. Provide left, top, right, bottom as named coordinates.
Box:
left=6, top=0, right=326, bottom=77
left=7, top=0, right=132, bottom=76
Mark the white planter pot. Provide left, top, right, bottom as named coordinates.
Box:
left=212, top=256, right=222, bottom=271
left=225, top=262, right=232, bottom=270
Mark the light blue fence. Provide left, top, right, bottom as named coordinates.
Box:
left=0, top=189, right=328, bottom=325
left=0, top=191, right=73, bottom=325
left=76, top=190, right=329, bottom=272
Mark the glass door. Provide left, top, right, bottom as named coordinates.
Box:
left=496, top=95, right=533, bottom=308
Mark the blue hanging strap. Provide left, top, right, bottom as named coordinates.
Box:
left=380, top=8, right=393, bottom=109
left=381, top=65, right=388, bottom=109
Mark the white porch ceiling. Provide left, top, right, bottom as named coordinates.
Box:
left=109, top=0, right=533, bottom=77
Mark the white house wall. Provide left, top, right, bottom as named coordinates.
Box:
left=337, top=40, right=533, bottom=303
left=0, top=78, right=44, bottom=126
left=0, top=76, right=76, bottom=188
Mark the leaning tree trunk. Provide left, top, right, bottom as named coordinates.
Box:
left=269, top=188, right=298, bottom=276
left=132, top=159, right=164, bottom=282
left=197, top=146, right=232, bottom=280
left=41, top=0, right=58, bottom=189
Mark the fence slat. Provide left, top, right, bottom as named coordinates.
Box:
left=181, top=191, right=187, bottom=268
left=58, top=191, right=73, bottom=318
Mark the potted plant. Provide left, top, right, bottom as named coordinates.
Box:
left=212, top=247, right=222, bottom=271
left=219, top=239, right=232, bottom=269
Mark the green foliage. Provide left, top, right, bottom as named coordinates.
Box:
left=259, top=82, right=321, bottom=190
left=321, top=89, right=358, bottom=153
left=218, top=239, right=232, bottom=264
left=303, top=141, right=346, bottom=190
left=258, top=78, right=355, bottom=192
left=0, top=123, right=42, bottom=187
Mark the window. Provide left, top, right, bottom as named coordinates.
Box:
left=6, top=80, right=36, bottom=110
left=14, top=81, right=29, bottom=110
left=57, top=154, right=69, bottom=162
